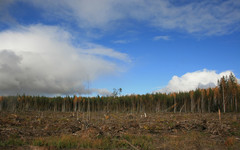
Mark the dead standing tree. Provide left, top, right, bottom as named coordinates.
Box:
left=190, top=91, right=195, bottom=112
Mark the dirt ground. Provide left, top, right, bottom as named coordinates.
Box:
left=0, top=111, right=240, bottom=149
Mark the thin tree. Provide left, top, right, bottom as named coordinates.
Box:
left=190, top=91, right=195, bottom=112
left=219, top=76, right=226, bottom=113
left=87, top=79, right=91, bottom=121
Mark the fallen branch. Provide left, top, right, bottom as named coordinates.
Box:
left=179, top=104, right=185, bottom=113
left=113, top=139, right=139, bottom=150
left=164, top=103, right=177, bottom=112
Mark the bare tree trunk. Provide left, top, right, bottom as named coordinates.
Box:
left=87, top=80, right=91, bottom=121
left=218, top=108, right=221, bottom=122
left=223, top=87, right=226, bottom=113
left=54, top=103, right=57, bottom=112
left=78, top=101, right=81, bottom=112
left=87, top=97, right=90, bottom=121
left=198, top=99, right=201, bottom=113
left=208, top=98, right=211, bottom=113
left=201, top=92, right=205, bottom=113
left=25, top=102, right=29, bottom=111
left=107, top=101, right=109, bottom=112
left=0, top=96, right=2, bottom=111
left=74, top=102, right=77, bottom=112
left=191, top=97, right=195, bottom=113
left=235, top=96, right=238, bottom=112
left=62, top=100, right=65, bottom=112
left=174, top=97, right=176, bottom=113
left=158, top=101, right=161, bottom=113
left=0, top=101, right=2, bottom=111
left=184, top=99, right=187, bottom=112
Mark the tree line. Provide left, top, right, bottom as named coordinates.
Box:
left=0, top=73, right=239, bottom=113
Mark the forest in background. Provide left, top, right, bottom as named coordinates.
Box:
left=0, top=73, right=239, bottom=113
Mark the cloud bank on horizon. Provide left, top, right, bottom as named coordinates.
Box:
left=0, top=25, right=129, bottom=96
left=155, top=69, right=238, bottom=94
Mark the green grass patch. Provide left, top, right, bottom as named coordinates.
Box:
left=0, top=135, right=25, bottom=147
left=33, top=135, right=78, bottom=149
left=122, top=134, right=153, bottom=149
left=230, top=121, right=240, bottom=136
left=32, top=134, right=153, bottom=149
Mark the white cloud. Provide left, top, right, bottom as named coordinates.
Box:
left=0, top=24, right=129, bottom=95
left=153, top=36, right=170, bottom=41
left=23, top=0, right=124, bottom=29
left=146, top=0, right=240, bottom=36
left=155, top=69, right=236, bottom=93
left=79, top=43, right=130, bottom=62
left=18, top=0, right=240, bottom=36
left=112, top=40, right=130, bottom=44
left=92, top=88, right=112, bottom=96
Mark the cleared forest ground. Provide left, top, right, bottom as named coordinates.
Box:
left=0, top=112, right=240, bottom=149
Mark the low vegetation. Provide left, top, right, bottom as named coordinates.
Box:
left=0, top=112, right=240, bottom=149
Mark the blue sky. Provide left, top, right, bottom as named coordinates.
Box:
left=0, top=0, right=240, bottom=96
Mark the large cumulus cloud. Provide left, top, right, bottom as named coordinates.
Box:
left=155, top=69, right=237, bottom=93
left=0, top=24, right=129, bottom=95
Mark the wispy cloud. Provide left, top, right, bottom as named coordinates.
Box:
left=78, top=43, right=131, bottom=62
left=146, top=0, right=240, bottom=36
left=153, top=35, right=170, bottom=41
left=0, top=24, right=129, bottom=96
left=0, top=0, right=16, bottom=26
left=16, top=0, right=240, bottom=36
left=154, top=69, right=236, bottom=93
left=112, top=40, right=130, bottom=44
